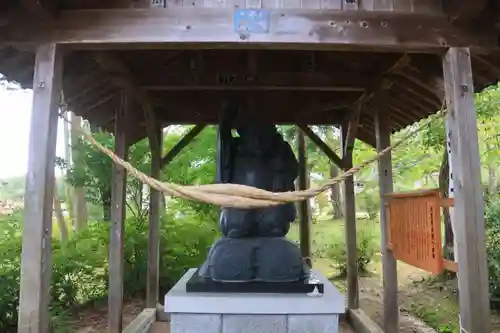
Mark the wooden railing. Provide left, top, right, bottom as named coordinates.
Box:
left=122, top=308, right=156, bottom=333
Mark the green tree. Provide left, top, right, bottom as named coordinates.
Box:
left=162, top=126, right=219, bottom=221
left=59, top=131, right=151, bottom=221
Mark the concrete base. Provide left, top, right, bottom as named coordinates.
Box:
left=165, top=268, right=345, bottom=333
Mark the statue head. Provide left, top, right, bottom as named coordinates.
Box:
left=237, top=122, right=278, bottom=154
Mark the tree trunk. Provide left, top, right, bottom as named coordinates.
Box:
left=439, top=149, right=455, bottom=263
left=329, top=164, right=343, bottom=220
left=486, top=143, right=496, bottom=198
left=307, top=164, right=314, bottom=222
left=53, top=178, right=69, bottom=243
left=71, top=113, right=88, bottom=231
left=63, top=114, right=74, bottom=227
left=102, top=190, right=112, bottom=221
left=488, top=166, right=496, bottom=197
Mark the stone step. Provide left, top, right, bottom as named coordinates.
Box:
left=149, top=321, right=356, bottom=333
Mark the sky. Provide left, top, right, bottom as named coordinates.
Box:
left=0, top=84, right=65, bottom=179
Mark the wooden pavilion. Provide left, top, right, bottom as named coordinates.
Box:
left=1, top=0, right=498, bottom=332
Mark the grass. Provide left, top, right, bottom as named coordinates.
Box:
left=288, top=217, right=380, bottom=278
left=288, top=217, right=463, bottom=332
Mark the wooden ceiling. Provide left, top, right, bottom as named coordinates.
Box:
left=1, top=0, right=499, bottom=146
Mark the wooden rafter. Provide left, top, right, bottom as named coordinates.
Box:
left=472, top=55, right=500, bottom=77
left=161, top=125, right=206, bottom=168
left=394, top=64, right=445, bottom=100
left=343, top=104, right=361, bottom=158
left=143, top=85, right=363, bottom=92
left=20, top=0, right=57, bottom=20
left=443, top=0, right=488, bottom=22
left=353, top=55, right=411, bottom=111
left=141, top=71, right=369, bottom=92
left=92, top=52, right=160, bottom=152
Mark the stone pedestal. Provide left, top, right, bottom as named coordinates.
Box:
left=165, top=268, right=345, bottom=333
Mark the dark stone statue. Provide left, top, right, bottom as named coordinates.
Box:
left=198, top=99, right=310, bottom=283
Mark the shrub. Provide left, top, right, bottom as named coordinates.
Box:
left=320, top=226, right=377, bottom=277
left=484, top=196, right=500, bottom=308
left=0, top=210, right=218, bottom=332
left=356, top=183, right=380, bottom=221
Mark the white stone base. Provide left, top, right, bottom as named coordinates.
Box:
left=165, top=268, right=345, bottom=333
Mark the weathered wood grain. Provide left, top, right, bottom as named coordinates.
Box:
left=17, top=43, right=62, bottom=333
left=108, top=93, right=129, bottom=333
left=374, top=97, right=399, bottom=333
left=147, top=124, right=163, bottom=308
left=341, top=121, right=359, bottom=310
left=2, top=9, right=495, bottom=52
left=297, top=128, right=312, bottom=267
left=442, top=47, right=491, bottom=333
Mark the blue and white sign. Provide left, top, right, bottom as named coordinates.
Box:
left=234, top=9, right=270, bottom=34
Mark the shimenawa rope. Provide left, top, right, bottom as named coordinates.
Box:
left=58, top=104, right=445, bottom=209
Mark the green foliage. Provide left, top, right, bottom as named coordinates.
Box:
left=0, top=212, right=23, bottom=332
left=408, top=303, right=459, bottom=333
left=356, top=180, right=380, bottom=220
left=484, top=196, right=500, bottom=308
left=0, top=177, right=26, bottom=200
left=163, top=126, right=219, bottom=221
left=0, top=211, right=217, bottom=332
left=318, top=224, right=377, bottom=277
left=59, top=131, right=114, bottom=209
left=59, top=131, right=152, bottom=220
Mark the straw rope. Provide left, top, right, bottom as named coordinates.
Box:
left=58, top=103, right=445, bottom=209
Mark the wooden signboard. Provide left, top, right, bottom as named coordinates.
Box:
left=385, top=189, right=457, bottom=275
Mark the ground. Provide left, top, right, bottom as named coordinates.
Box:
left=68, top=219, right=494, bottom=333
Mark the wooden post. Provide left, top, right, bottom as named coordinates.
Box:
left=374, top=105, right=399, bottom=333
left=340, top=123, right=359, bottom=310
left=147, top=124, right=162, bottom=308
left=442, top=47, right=491, bottom=333
left=108, top=94, right=129, bottom=333
left=17, top=43, right=62, bottom=333
left=297, top=128, right=311, bottom=267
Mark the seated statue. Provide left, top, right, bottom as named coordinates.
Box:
left=198, top=98, right=310, bottom=283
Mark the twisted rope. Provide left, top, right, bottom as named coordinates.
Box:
left=59, top=104, right=445, bottom=209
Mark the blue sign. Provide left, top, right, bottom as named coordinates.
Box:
left=234, top=9, right=270, bottom=34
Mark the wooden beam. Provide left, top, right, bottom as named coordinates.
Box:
left=122, top=309, right=156, bottom=333
left=340, top=122, right=359, bottom=310
left=394, top=65, right=446, bottom=101
left=143, top=85, right=363, bottom=92
left=92, top=52, right=160, bottom=152
left=3, top=9, right=497, bottom=52
left=147, top=124, right=162, bottom=308
left=343, top=104, right=361, bottom=157
left=472, top=54, right=500, bottom=77
left=17, top=43, right=62, bottom=333
left=20, top=0, right=57, bottom=20
left=298, top=125, right=343, bottom=168
left=374, top=97, right=399, bottom=333
left=161, top=124, right=206, bottom=168
left=141, top=71, right=368, bottom=92
left=442, top=47, right=491, bottom=333
left=297, top=128, right=312, bottom=267
left=108, top=93, right=129, bottom=333
left=354, top=55, right=411, bottom=106
left=443, top=0, right=488, bottom=22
